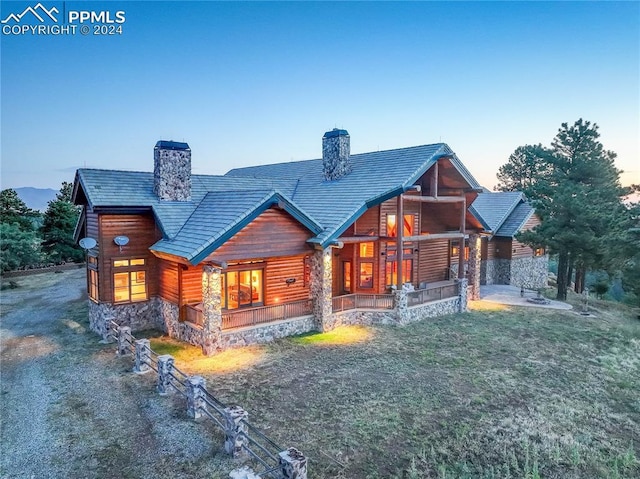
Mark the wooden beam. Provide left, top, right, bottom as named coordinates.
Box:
left=338, top=236, right=380, bottom=244
left=458, top=198, right=466, bottom=278
left=402, top=195, right=466, bottom=203
left=397, top=194, right=403, bottom=289
left=401, top=232, right=465, bottom=242
left=430, top=160, right=439, bottom=197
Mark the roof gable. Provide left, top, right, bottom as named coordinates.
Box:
left=150, top=189, right=321, bottom=264
left=469, top=191, right=524, bottom=234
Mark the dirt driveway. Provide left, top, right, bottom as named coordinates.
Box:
left=0, top=269, right=233, bottom=478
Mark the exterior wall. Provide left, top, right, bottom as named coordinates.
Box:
left=482, top=259, right=511, bottom=285
left=510, top=255, right=548, bottom=289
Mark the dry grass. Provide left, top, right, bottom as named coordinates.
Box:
left=165, top=300, right=639, bottom=478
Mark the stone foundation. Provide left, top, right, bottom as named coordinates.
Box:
left=89, top=298, right=164, bottom=337
left=220, top=315, right=316, bottom=349
left=482, top=259, right=511, bottom=285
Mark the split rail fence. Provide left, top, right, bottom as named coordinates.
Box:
left=107, top=320, right=307, bottom=479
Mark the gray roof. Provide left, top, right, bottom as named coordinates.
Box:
left=75, top=142, right=481, bottom=264
left=469, top=191, right=535, bottom=238
left=227, top=144, right=480, bottom=245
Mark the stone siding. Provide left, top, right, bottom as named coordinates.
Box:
left=153, top=144, right=191, bottom=201
left=157, top=297, right=204, bottom=347
left=221, top=316, right=316, bottom=349
left=482, top=256, right=548, bottom=289
left=89, top=298, right=164, bottom=337
left=510, top=255, right=548, bottom=289
left=322, top=130, right=351, bottom=181
left=482, top=259, right=511, bottom=285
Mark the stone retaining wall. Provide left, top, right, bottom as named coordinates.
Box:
left=511, top=256, right=548, bottom=289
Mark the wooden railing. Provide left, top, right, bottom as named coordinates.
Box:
left=407, top=283, right=458, bottom=306
left=332, top=294, right=394, bottom=312
left=184, top=304, right=204, bottom=327
left=222, top=299, right=313, bottom=330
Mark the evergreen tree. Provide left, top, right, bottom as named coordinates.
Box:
left=505, top=119, right=629, bottom=300
left=0, top=223, right=42, bottom=272
left=496, top=144, right=552, bottom=198
left=41, top=182, right=83, bottom=263
left=0, top=189, right=40, bottom=230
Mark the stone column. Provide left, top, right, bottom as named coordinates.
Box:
left=457, top=278, right=469, bottom=312
left=467, top=234, right=481, bottom=301
left=187, top=376, right=207, bottom=419
left=201, top=265, right=223, bottom=355
left=157, top=354, right=175, bottom=395
left=117, top=326, right=132, bottom=356
left=133, top=338, right=151, bottom=374
left=224, top=405, right=249, bottom=457
left=393, top=287, right=408, bottom=324
left=310, top=248, right=334, bottom=332
left=279, top=448, right=308, bottom=479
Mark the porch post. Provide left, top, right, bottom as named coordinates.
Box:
left=202, top=264, right=223, bottom=355
left=468, top=234, right=481, bottom=300
left=311, top=248, right=334, bottom=332
left=458, top=198, right=466, bottom=279
left=396, top=194, right=403, bottom=289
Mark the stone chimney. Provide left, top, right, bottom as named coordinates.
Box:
left=322, top=128, right=351, bottom=181
left=154, top=140, right=191, bottom=201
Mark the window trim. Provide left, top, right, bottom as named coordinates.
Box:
left=112, top=257, right=148, bottom=303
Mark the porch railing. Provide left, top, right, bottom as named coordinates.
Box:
left=222, top=299, right=313, bottom=330
left=407, top=283, right=458, bottom=306
left=332, top=294, right=394, bottom=313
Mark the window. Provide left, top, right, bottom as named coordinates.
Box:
left=222, top=267, right=264, bottom=310
left=359, top=262, right=374, bottom=289
left=387, top=214, right=414, bottom=237
left=534, top=247, right=545, bottom=257
left=359, top=241, right=374, bottom=258
left=113, top=258, right=147, bottom=303
left=451, top=241, right=469, bottom=260
left=88, top=254, right=98, bottom=302
left=386, top=259, right=413, bottom=286
left=343, top=261, right=352, bottom=293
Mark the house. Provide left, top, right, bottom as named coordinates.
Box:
left=73, top=129, right=491, bottom=354
left=469, top=191, right=548, bottom=289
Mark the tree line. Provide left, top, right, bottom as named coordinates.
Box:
left=1, top=182, right=84, bottom=273
left=496, top=119, right=639, bottom=304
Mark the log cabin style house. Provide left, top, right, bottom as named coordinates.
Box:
left=72, top=130, right=545, bottom=354
left=469, top=191, right=547, bottom=289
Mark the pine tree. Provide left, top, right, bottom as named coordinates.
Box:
left=505, top=119, right=630, bottom=300
left=41, top=182, right=83, bottom=263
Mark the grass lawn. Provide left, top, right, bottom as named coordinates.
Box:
left=150, top=295, right=640, bottom=479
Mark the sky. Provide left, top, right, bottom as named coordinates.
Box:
left=1, top=1, right=638, bottom=191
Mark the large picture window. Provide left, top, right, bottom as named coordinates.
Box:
left=386, top=259, right=413, bottom=286
left=222, top=267, right=264, bottom=310
left=113, top=258, right=147, bottom=303
left=387, top=214, right=414, bottom=237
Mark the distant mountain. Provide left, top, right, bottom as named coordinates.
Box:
left=15, top=187, right=57, bottom=212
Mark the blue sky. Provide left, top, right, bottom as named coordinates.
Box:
left=1, top=1, right=638, bottom=190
